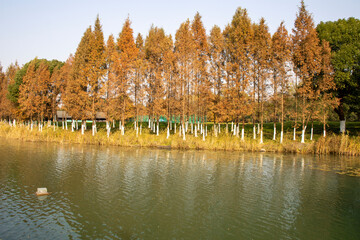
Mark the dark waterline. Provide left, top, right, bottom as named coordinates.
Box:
left=0, top=140, right=359, bottom=239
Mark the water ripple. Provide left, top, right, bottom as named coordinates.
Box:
left=0, top=142, right=359, bottom=239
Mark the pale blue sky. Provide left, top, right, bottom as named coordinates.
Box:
left=0, top=0, right=359, bottom=70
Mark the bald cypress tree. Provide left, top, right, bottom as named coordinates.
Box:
left=292, top=0, right=322, bottom=143
left=0, top=65, right=6, bottom=119
left=271, top=22, right=291, bottom=143
left=209, top=25, right=225, bottom=135
left=19, top=61, right=37, bottom=123
left=0, top=63, right=19, bottom=120
left=224, top=7, right=253, bottom=140
left=104, top=34, right=118, bottom=134
left=175, top=19, right=195, bottom=140
left=192, top=13, right=210, bottom=130
left=69, top=16, right=105, bottom=135
left=145, top=26, right=169, bottom=135
left=133, top=33, right=146, bottom=136
left=316, top=40, right=338, bottom=137
left=252, top=18, right=271, bottom=144
left=117, top=18, right=138, bottom=135
left=70, top=26, right=93, bottom=133
left=89, top=16, right=106, bottom=135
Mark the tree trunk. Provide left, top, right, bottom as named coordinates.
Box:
left=301, top=125, right=306, bottom=143
left=335, top=102, right=346, bottom=133
left=280, top=93, right=284, bottom=144
left=273, top=123, right=276, bottom=141
left=253, top=124, right=256, bottom=140
left=182, top=122, right=186, bottom=141
left=156, top=119, right=159, bottom=136
left=293, top=127, right=296, bottom=141
left=92, top=120, right=96, bottom=136
left=81, top=120, right=85, bottom=135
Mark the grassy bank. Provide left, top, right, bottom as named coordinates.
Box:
left=1, top=122, right=360, bottom=156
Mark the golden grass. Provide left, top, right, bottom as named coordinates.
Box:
left=1, top=122, right=360, bottom=156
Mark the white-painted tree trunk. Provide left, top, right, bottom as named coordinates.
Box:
left=218, top=123, right=220, bottom=134
left=260, top=130, right=263, bottom=144
left=253, top=125, right=256, bottom=139
left=301, top=126, right=306, bottom=143
left=182, top=123, right=186, bottom=141
left=310, top=127, right=313, bottom=141
left=140, top=125, right=142, bottom=135
left=241, top=127, right=245, bottom=141
left=156, top=122, right=159, bottom=136
left=81, top=122, right=85, bottom=135
left=92, top=123, right=96, bottom=136
left=121, top=123, right=124, bottom=135
left=233, top=124, right=236, bottom=136
left=13, top=119, right=16, bottom=127
left=31, top=121, right=33, bottom=131
left=200, top=124, right=203, bottom=134
left=205, top=125, right=208, bottom=137
left=107, top=126, right=110, bottom=138
left=148, top=118, right=151, bottom=128
left=340, top=120, right=345, bottom=133
left=280, top=131, right=283, bottom=144
left=113, top=120, right=115, bottom=128
left=273, top=124, right=276, bottom=140
left=231, top=121, right=234, bottom=132
left=191, top=122, right=193, bottom=134
left=257, top=123, right=260, bottom=134
left=119, top=121, right=122, bottom=130
left=202, top=129, right=205, bottom=141
left=195, top=125, right=197, bottom=137
left=65, top=120, right=68, bottom=130
left=323, top=129, right=326, bottom=137
left=179, top=125, right=182, bottom=137
left=167, top=127, right=170, bottom=139
left=62, top=120, right=64, bottom=129
left=293, top=127, right=296, bottom=141
left=76, top=120, right=78, bottom=130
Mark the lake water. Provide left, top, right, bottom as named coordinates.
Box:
left=0, top=140, right=359, bottom=239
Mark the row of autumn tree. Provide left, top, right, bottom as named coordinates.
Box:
left=0, top=1, right=338, bottom=143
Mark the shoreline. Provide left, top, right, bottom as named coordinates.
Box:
left=1, top=123, right=360, bottom=156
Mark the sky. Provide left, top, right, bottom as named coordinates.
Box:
left=0, top=0, right=359, bottom=70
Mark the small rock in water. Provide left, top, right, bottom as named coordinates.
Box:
left=36, top=188, right=49, bottom=196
